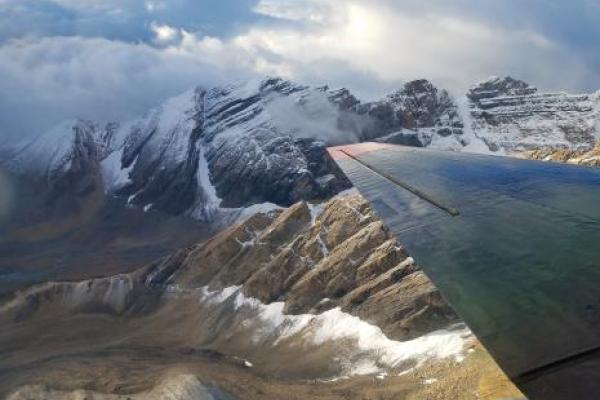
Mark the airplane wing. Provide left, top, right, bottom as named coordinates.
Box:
left=327, top=142, right=600, bottom=400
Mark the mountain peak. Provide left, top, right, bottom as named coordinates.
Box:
left=403, top=79, right=437, bottom=94
left=385, top=79, right=438, bottom=101
left=468, top=76, right=537, bottom=102
left=258, top=75, right=307, bottom=95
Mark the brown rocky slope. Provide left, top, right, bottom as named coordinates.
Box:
left=173, top=194, right=458, bottom=341
left=0, top=193, right=522, bottom=399
left=521, top=140, right=600, bottom=166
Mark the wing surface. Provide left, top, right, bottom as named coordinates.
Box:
left=328, top=142, right=600, bottom=399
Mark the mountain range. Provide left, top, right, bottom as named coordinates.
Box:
left=2, top=75, right=599, bottom=219
left=0, top=75, right=577, bottom=399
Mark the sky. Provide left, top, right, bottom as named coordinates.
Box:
left=1, top=0, right=600, bottom=141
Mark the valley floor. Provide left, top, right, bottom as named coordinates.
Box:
left=6, top=343, right=520, bottom=400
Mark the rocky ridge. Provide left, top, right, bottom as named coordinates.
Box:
left=2, top=76, right=598, bottom=221
left=0, top=192, right=524, bottom=399
left=0, top=191, right=528, bottom=399
left=364, top=79, right=466, bottom=149
left=0, top=77, right=469, bottom=219
left=176, top=193, right=459, bottom=340
left=467, top=76, right=600, bottom=151
left=521, top=139, right=600, bottom=166
left=2, top=194, right=458, bottom=341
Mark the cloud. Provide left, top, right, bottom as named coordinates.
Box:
left=264, top=90, right=365, bottom=145
left=150, top=22, right=180, bottom=44
left=0, top=35, right=244, bottom=142
left=148, top=0, right=594, bottom=98
left=253, top=0, right=337, bottom=24
left=244, top=0, right=595, bottom=94
left=0, top=0, right=266, bottom=44
left=145, top=1, right=167, bottom=13
left=2, top=0, right=600, bottom=144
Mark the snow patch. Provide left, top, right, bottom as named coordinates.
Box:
left=198, top=286, right=471, bottom=377
left=189, top=143, right=222, bottom=221
left=8, top=119, right=78, bottom=177
left=376, top=372, right=388, bottom=380
left=308, top=202, right=326, bottom=225
left=100, top=149, right=135, bottom=191
left=456, top=96, right=495, bottom=155
left=237, top=202, right=283, bottom=220
left=197, top=144, right=220, bottom=208
left=316, top=233, right=329, bottom=257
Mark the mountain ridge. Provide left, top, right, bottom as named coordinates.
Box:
left=2, top=75, right=599, bottom=219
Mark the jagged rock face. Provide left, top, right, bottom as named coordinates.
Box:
left=172, top=194, right=458, bottom=341
left=117, top=88, right=206, bottom=214
left=0, top=77, right=471, bottom=217
left=386, top=80, right=463, bottom=136
left=2, top=79, right=361, bottom=217
left=1, top=193, right=522, bottom=400
left=5, top=75, right=600, bottom=219
left=200, top=79, right=352, bottom=208
left=358, top=79, right=465, bottom=148
left=1, top=194, right=458, bottom=342
left=467, top=76, right=600, bottom=151
left=467, top=76, right=537, bottom=102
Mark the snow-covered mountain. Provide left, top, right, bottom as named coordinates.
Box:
left=0, top=77, right=468, bottom=218
left=361, top=79, right=466, bottom=149
left=467, top=76, right=600, bottom=151
left=3, top=79, right=355, bottom=219
left=2, top=76, right=599, bottom=219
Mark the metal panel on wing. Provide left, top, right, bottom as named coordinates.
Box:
left=328, top=142, right=600, bottom=400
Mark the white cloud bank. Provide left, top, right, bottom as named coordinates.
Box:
left=0, top=0, right=597, bottom=141
left=140, top=0, right=595, bottom=97
left=0, top=36, right=242, bottom=141
left=217, top=0, right=593, bottom=94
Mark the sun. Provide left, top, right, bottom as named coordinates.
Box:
left=345, top=4, right=383, bottom=44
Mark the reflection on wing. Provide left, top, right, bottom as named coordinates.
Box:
left=328, top=142, right=600, bottom=400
